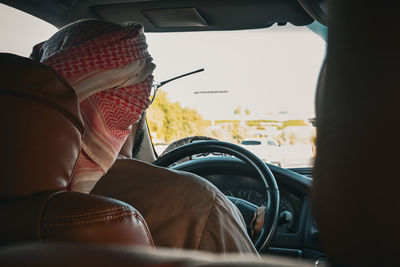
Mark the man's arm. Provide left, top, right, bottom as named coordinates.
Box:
left=91, top=158, right=257, bottom=254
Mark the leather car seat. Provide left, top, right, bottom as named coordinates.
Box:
left=312, top=2, right=400, bottom=266
left=0, top=53, right=153, bottom=247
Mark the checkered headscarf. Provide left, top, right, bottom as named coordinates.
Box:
left=31, top=19, right=155, bottom=192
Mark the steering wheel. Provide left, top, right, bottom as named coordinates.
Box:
left=153, top=140, right=280, bottom=252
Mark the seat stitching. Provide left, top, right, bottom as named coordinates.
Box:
left=44, top=206, right=130, bottom=220
left=134, top=213, right=154, bottom=246
left=43, top=210, right=154, bottom=245
left=43, top=210, right=135, bottom=227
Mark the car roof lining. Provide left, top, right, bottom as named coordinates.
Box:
left=1, top=0, right=313, bottom=31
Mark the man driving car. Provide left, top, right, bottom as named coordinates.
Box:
left=30, top=19, right=257, bottom=254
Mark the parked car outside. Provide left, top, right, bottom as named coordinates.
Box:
left=240, top=138, right=283, bottom=166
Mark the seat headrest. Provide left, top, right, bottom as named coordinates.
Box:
left=0, top=53, right=84, bottom=199
left=312, top=2, right=400, bottom=265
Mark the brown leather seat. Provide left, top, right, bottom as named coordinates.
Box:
left=0, top=53, right=153, bottom=247
left=312, top=2, right=400, bottom=266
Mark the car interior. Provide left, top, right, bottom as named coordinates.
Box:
left=0, top=0, right=398, bottom=266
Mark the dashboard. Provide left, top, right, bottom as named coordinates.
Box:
left=203, top=174, right=300, bottom=234
left=172, top=157, right=324, bottom=260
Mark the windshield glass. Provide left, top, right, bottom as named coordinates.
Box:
left=0, top=2, right=325, bottom=170
left=146, top=26, right=325, bottom=168
left=0, top=4, right=57, bottom=56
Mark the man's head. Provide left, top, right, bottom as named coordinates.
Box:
left=31, top=19, right=155, bottom=192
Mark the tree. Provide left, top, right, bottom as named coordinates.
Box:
left=147, top=91, right=209, bottom=143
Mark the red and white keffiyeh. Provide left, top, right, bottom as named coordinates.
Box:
left=31, top=20, right=155, bottom=192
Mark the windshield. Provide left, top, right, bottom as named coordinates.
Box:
left=146, top=26, right=325, bottom=168
left=0, top=2, right=325, bottom=169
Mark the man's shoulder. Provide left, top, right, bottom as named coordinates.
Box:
left=110, top=158, right=220, bottom=197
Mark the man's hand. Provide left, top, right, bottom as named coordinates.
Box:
left=250, top=206, right=266, bottom=242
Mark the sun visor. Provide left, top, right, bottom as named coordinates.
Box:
left=92, top=0, right=313, bottom=32
left=2, top=0, right=314, bottom=30
left=142, top=8, right=208, bottom=28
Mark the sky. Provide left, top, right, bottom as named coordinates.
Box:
left=0, top=3, right=326, bottom=121
left=146, top=29, right=325, bottom=120
left=0, top=4, right=57, bottom=56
